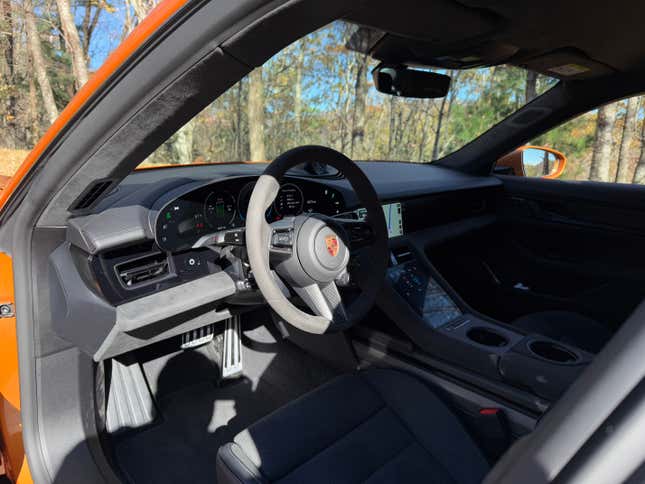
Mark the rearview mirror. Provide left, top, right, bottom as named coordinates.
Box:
left=495, top=146, right=567, bottom=179
left=372, top=64, right=450, bottom=98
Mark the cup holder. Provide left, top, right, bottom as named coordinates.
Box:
left=528, top=340, right=578, bottom=363
left=467, top=327, right=508, bottom=347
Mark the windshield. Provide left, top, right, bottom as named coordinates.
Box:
left=139, top=21, right=555, bottom=168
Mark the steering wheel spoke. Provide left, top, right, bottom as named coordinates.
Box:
left=294, top=282, right=348, bottom=324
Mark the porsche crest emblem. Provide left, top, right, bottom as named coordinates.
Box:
left=325, top=235, right=339, bottom=257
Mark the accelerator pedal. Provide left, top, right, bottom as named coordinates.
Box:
left=181, top=324, right=216, bottom=350
left=222, top=316, right=243, bottom=379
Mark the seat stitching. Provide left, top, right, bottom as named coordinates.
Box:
left=274, top=403, right=390, bottom=481
left=358, top=371, right=458, bottom=484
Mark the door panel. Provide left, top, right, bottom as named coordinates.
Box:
left=429, top=176, right=645, bottom=331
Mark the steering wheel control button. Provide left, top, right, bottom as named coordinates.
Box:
left=272, top=230, right=293, bottom=248
left=224, top=229, right=245, bottom=245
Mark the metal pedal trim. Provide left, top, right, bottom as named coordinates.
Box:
left=222, top=316, right=243, bottom=379
left=181, top=324, right=215, bottom=349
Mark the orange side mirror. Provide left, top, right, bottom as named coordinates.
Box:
left=496, top=145, right=567, bottom=179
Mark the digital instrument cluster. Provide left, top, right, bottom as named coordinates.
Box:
left=155, top=177, right=345, bottom=251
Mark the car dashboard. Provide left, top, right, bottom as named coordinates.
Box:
left=52, top=161, right=502, bottom=363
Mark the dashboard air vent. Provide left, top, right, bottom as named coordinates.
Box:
left=69, top=178, right=117, bottom=213
left=115, top=253, right=170, bottom=288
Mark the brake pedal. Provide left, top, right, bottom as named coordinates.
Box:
left=181, top=324, right=215, bottom=349
left=222, top=316, right=243, bottom=379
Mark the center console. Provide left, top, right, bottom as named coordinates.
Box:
left=376, top=200, right=591, bottom=403
left=387, top=252, right=462, bottom=328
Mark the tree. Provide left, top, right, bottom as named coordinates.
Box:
left=169, top=119, right=194, bottom=164
left=350, top=53, right=368, bottom=158
left=633, top=119, right=645, bottom=185
left=129, top=0, right=157, bottom=24
left=589, top=103, right=618, bottom=182
left=294, top=43, right=305, bottom=139
left=0, top=0, right=16, bottom=147
left=387, top=96, right=396, bottom=158
left=80, top=0, right=104, bottom=58
left=615, top=96, right=640, bottom=183
left=55, top=0, right=90, bottom=88
left=234, top=81, right=244, bottom=159
left=25, top=0, right=59, bottom=124
left=525, top=70, right=538, bottom=104
left=247, top=67, right=265, bottom=161
left=431, top=70, right=459, bottom=160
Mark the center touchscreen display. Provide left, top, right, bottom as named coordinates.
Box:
left=355, top=202, right=403, bottom=238
left=382, top=202, right=403, bottom=238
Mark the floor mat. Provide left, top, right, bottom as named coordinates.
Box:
left=113, top=327, right=338, bottom=484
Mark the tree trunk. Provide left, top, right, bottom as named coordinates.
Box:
left=122, top=0, right=133, bottom=40
left=55, top=0, right=89, bottom=89
left=27, top=76, right=39, bottom=146
left=387, top=96, right=396, bottom=158
left=589, top=103, right=618, bottom=182
left=632, top=117, right=645, bottom=185
left=431, top=96, right=448, bottom=161
left=431, top=70, right=458, bottom=160
left=542, top=150, right=550, bottom=175
left=169, top=120, right=194, bottom=164
left=0, top=0, right=12, bottom=77
left=350, top=54, right=369, bottom=158
left=25, top=0, right=59, bottom=124
left=81, top=0, right=102, bottom=58
left=339, top=66, right=352, bottom=153
left=417, top=100, right=432, bottom=162
left=130, top=0, right=155, bottom=24
left=615, top=96, right=640, bottom=183
left=294, top=43, right=305, bottom=139
left=525, top=70, right=538, bottom=104
left=0, top=0, right=15, bottom=147
left=247, top=67, right=266, bottom=161
left=234, top=81, right=243, bottom=160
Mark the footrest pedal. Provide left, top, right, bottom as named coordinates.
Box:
left=222, top=316, right=243, bottom=379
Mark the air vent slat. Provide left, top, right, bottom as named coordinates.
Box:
left=69, top=178, right=116, bottom=212
left=115, top=253, right=170, bottom=289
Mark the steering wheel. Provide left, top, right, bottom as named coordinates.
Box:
left=246, top=146, right=389, bottom=334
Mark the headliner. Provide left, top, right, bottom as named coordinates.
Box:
left=344, top=0, right=645, bottom=80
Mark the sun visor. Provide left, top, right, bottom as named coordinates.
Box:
left=514, top=49, right=616, bottom=80
left=348, top=27, right=518, bottom=69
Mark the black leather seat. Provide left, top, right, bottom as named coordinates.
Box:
left=216, top=368, right=489, bottom=484
left=512, top=310, right=612, bottom=354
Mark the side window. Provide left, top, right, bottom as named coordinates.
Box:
left=496, top=95, right=645, bottom=184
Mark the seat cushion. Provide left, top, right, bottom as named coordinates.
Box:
left=216, top=368, right=489, bottom=484
left=512, top=310, right=612, bottom=353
